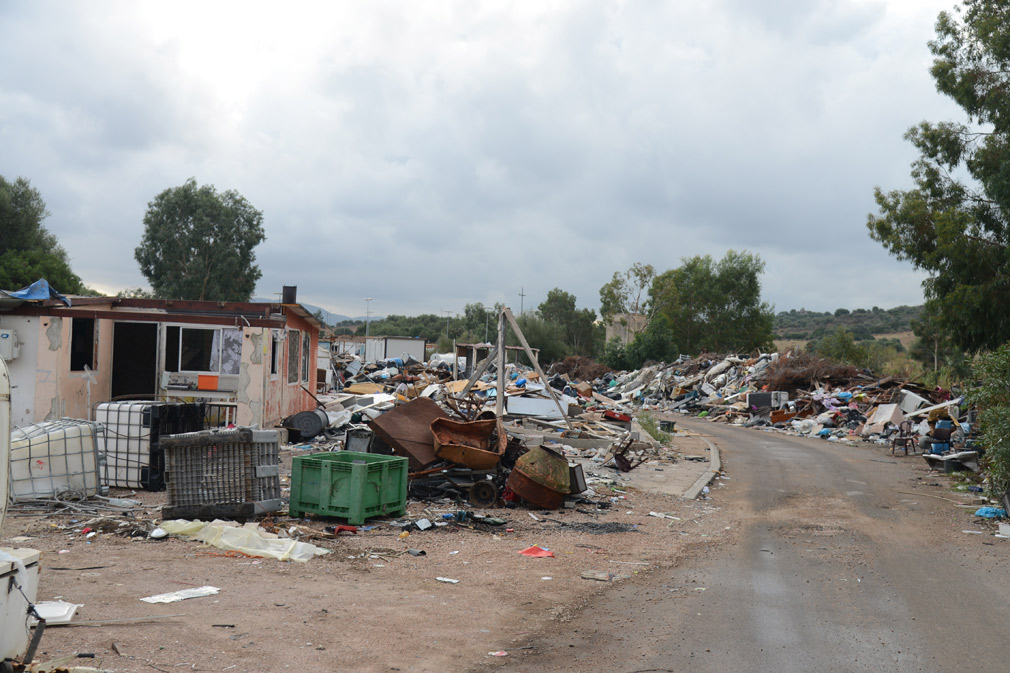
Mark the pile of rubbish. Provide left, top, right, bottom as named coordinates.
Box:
left=539, top=350, right=976, bottom=472
left=286, top=350, right=668, bottom=513
left=291, top=342, right=978, bottom=516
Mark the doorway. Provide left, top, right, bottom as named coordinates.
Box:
left=111, top=322, right=158, bottom=399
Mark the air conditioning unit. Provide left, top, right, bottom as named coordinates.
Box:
left=0, top=330, right=19, bottom=361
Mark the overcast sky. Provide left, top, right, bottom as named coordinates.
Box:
left=0, top=0, right=964, bottom=320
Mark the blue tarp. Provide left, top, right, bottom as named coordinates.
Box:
left=0, top=279, right=71, bottom=308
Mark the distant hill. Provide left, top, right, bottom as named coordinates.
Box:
left=774, top=305, right=922, bottom=341
left=252, top=298, right=380, bottom=327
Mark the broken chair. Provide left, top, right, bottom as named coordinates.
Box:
left=890, top=420, right=917, bottom=456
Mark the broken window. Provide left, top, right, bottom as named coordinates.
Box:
left=164, top=326, right=242, bottom=375
left=301, top=331, right=310, bottom=382
left=271, top=330, right=281, bottom=376
left=70, top=318, right=96, bottom=371
left=287, top=329, right=300, bottom=383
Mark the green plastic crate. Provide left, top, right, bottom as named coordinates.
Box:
left=288, top=451, right=408, bottom=524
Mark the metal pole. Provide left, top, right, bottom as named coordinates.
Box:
left=364, top=298, right=372, bottom=360
left=496, top=309, right=506, bottom=418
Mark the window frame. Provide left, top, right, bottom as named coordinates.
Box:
left=287, top=329, right=300, bottom=384
left=70, top=317, right=97, bottom=372
left=163, top=324, right=243, bottom=375
left=301, top=331, right=311, bottom=383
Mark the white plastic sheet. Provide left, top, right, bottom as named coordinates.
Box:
left=161, top=519, right=330, bottom=562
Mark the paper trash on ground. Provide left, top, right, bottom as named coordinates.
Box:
left=141, top=586, right=220, bottom=604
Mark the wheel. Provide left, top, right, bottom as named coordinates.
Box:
left=468, top=480, right=498, bottom=507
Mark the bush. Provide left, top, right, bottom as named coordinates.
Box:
left=967, top=344, right=1010, bottom=498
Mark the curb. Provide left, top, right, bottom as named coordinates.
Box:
left=681, top=436, right=721, bottom=500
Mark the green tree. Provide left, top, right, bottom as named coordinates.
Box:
left=538, top=288, right=598, bottom=356
left=626, top=313, right=679, bottom=367
left=910, top=303, right=953, bottom=371
left=601, top=336, right=631, bottom=370
left=0, top=176, right=88, bottom=293
left=507, top=313, right=567, bottom=365
left=812, top=327, right=865, bottom=365
left=655, top=250, right=774, bottom=354
left=867, top=0, right=1010, bottom=352
left=599, top=263, right=659, bottom=334
left=135, top=178, right=266, bottom=301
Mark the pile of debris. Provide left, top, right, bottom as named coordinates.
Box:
left=536, top=350, right=975, bottom=472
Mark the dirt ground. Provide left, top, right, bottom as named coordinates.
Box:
left=1, top=431, right=728, bottom=673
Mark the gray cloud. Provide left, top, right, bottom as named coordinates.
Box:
left=0, top=0, right=960, bottom=320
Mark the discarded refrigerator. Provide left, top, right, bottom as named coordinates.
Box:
left=161, top=428, right=282, bottom=520
left=9, top=419, right=106, bottom=501
left=95, top=401, right=204, bottom=490
left=1, top=355, right=41, bottom=662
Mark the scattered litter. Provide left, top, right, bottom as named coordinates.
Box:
left=581, top=570, right=613, bottom=581
left=140, top=586, right=220, bottom=604
left=488, top=651, right=508, bottom=657
left=974, top=507, right=1006, bottom=519
left=435, top=577, right=460, bottom=584
left=518, top=545, right=554, bottom=558
left=29, top=600, right=82, bottom=625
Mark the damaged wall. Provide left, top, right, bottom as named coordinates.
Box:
left=260, top=314, right=318, bottom=428
left=2, top=316, right=40, bottom=426
left=6, top=300, right=320, bottom=429
left=237, top=327, right=266, bottom=427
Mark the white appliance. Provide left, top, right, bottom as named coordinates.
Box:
left=1, top=355, right=42, bottom=661
left=0, top=330, right=19, bottom=361
left=0, top=548, right=40, bottom=660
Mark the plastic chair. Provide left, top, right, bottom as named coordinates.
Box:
left=929, top=420, right=953, bottom=455
left=891, top=420, right=917, bottom=456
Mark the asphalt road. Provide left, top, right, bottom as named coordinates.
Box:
left=476, top=417, right=1010, bottom=673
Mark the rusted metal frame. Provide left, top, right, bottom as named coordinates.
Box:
left=8, top=306, right=282, bottom=328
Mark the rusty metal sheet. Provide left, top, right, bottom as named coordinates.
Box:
left=367, top=398, right=449, bottom=470
left=431, top=417, right=505, bottom=470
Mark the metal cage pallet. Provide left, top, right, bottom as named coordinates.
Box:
left=161, top=428, right=282, bottom=520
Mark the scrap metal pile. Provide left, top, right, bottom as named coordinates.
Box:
left=307, top=353, right=661, bottom=511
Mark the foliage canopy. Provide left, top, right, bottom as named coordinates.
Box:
left=0, top=175, right=88, bottom=293
left=135, top=178, right=266, bottom=301
left=868, top=0, right=1010, bottom=352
